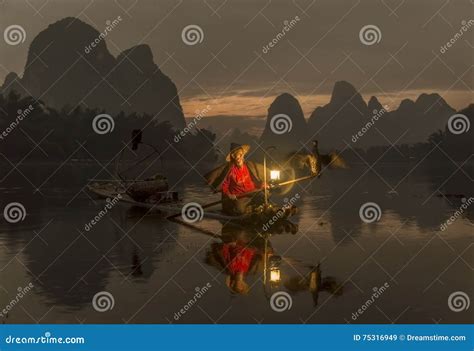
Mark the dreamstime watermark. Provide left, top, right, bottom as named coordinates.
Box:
left=262, top=16, right=301, bottom=54
left=0, top=283, right=34, bottom=318
left=181, top=202, right=204, bottom=223
left=351, top=106, right=389, bottom=143
left=262, top=193, right=300, bottom=232
left=3, top=202, right=26, bottom=223
left=173, top=283, right=212, bottom=321
left=359, top=25, right=382, bottom=46
left=0, top=105, right=35, bottom=141
left=440, top=20, right=474, bottom=54
left=92, top=113, right=115, bottom=135
left=84, top=16, right=123, bottom=54
left=270, top=114, right=292, bottom=134
left=4, top=332, right=85, bottom=345
left=92, top=291, right=115, bottom=312
left=84, top=194, right=122, bottom=232
left=181, top=25, right=204, bottom=45
left=447, top=114, right=470, bottom=135
left=270, top=291, right=292, bottom=312
left=4, top=25, right=26, bottom=45
left=351, top=282, right=390, bottom=320
left=174, top=105, right=211, bottom=143
left=448, top=291, right=470, bottom=312
left=440, top=197, right=473, bottom=231
left=359, top=202, right=382, bottom=223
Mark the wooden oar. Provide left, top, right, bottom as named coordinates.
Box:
left=166, top=174, right=317, bottom=220
left=168, top=217, right=221, bottom=238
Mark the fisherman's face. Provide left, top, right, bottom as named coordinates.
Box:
left=232, top=150, right=244, bottom=167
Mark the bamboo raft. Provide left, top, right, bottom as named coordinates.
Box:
left=87, top=184, right=296, bottom=231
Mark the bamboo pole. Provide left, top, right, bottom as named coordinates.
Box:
left=263, top=155, right=268, bottom=205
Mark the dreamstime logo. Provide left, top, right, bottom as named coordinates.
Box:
left=181, top=202, right=204, bottom=223
left=4, top=25, right=26, bottom=45
left=92, top=114, right=115, bottom=135
left=262, top=193, right=300, bottom=232
left=0, top=105, right=35, bottom=141
left=181, top=25, right=204, bottom=46
left=174, top=105, right=212, bottom=143
left=84, top=16, right=123, bottom=54
left=440, top=197, right=473, bottom=231
left=173, top=283, right=212, bottom=321
left=4, top=331, right=85, bottom=345
left=359, top=25, right=382, bottom=46
left=270, top=291, right=292, bottom=312
left=84, top=194, right=122, bottom=232
left=0, top=282, right=34, bottom=319
left=262, top=16, right=301, bottom=54
left=3, top=202, right=26, bottom=223
left=359, top=202, right=381, bottom=223
left=447, top=114, right=470, bottom=135
left=448, top=291, right=470, bottom=312
left=352, top=106, right=389, bottom=143
left=440, top=20, right=474, bottom=54
left=270, top=114, right=292, bottom=135
left=92, top=291, right=115, bottom=312
left=351, top=282, right=390, bottom=320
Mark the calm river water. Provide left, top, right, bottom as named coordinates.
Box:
left=0, top=162, right=472, bottom=324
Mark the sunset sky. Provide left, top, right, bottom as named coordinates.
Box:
left=1, top=0, right=472, bottom=118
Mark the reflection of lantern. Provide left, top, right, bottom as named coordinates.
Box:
left=269, top=255, right=282, bottom=284
left=263, top=240, right=283, bottom=298
left=270, top=170, right=280, bottom=181
left=270, top=267, right=281, bottom=282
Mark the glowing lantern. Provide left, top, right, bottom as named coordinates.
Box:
left=270, top=267, right=281, bottom=282
left=270, top=170, right=280, bottom=181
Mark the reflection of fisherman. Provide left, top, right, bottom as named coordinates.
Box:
left=205, top=143, right=266, bottom=215
left=205, top=225, right=271, bottom=294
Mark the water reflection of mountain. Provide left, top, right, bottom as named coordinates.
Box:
left=294, top=162, right=473, bottom=243
left=1, top=161, right=471, bottom=309
left=1, top=203, right=176, bottom=308
left=424, top=165, right=474, bottom=223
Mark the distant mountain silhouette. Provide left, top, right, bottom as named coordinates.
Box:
left=256, top=81, right=463, bottom=153
left=306, top=81, right=370, bottom=149
left=1, top=17, right=185, bottom=128
left=306, top=81, right=456, bottom=150
left=367, top=96, right=383, bottom=112
left=259, top=93, right=311, bottom=152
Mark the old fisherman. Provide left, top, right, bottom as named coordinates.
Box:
left=205, top=143, right=266, bottom=215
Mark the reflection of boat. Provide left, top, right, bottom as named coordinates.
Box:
left=202, top=207, right=298, bottom=233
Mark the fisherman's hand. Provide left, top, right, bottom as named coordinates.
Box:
left=261, top=182, right=270, bottom=190
left=227, top=194, right=237, bottom=200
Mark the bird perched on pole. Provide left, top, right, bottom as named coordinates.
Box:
left=311, top=140, right=348, bottom=177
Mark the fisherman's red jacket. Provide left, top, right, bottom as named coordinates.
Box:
left=204, top=161, right=264, bottom=193
left=221, top=163, right=257, bottom=195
